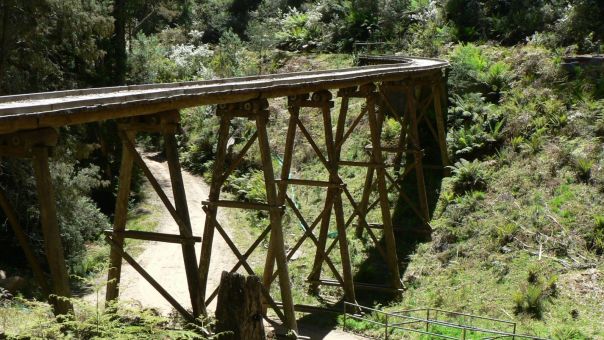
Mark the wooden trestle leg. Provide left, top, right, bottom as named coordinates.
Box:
left=256, top=112, right=298, bottom=333
left=432, top=81, right=451, bottom=174
left=262, top=102, right=298, bottom=294
left=198, top=102, right=297, bottom=333
left=106, top=112, right=203, bottom=319
left=365, top=85, right=403, bottom=290
left=164, top=126, right=204, bottom=317
left=106, top=131, right=135, bottom=303
left=32, top=144, right=73, bottom=315
left=299, top=91, right=357, bottom=304
left=405, top=87, right=430, bottom=222
left=0, top=128, right=72, bottom=314
left=198, top=114, right=230, bottom=307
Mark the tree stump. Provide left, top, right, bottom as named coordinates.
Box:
left=215, top=271, right=266, bottom=340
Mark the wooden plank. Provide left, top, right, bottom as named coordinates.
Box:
left=356, top=166, right=374, bottom=238
left=0, top=62, right=448, bottom=135
left=103, top=229, right=201, bottom=243
left=201, top=200, right=281, bottom=211
left=309, top=279, right=404, bottom=294
left=432, top=81, right=451, bottom=172
left=338, top=160, right=387, bottom=168
left=307, top=100, right=336, bottom=293
left=120, top=132, right=189, bottom=230
left=276, top=196, right=345, bottom=287
left=275, top=178, right=340, bottom=188
left=406, top=88, right=430, bottom=221
left=31, top=146, right=73, bottom=315
left=207, top=213, right=287, bottom=323
left=219, top=131, right=258, bottom=187
left=326, top=94, right=357, bottom=305
left=334, top=106, right=367, bottom=151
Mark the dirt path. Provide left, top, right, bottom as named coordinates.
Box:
left=86, top=154, right=237, bottom=313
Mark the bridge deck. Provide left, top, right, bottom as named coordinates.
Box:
left=0, top=57, right=447, bottom=134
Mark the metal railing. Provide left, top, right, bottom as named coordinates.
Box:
left=343, top=302, right=549, bottom=340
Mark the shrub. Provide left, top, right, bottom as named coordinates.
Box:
left=449, top=159, right=488, bottom=195
left=587, top=214, right=604, bottom=254
left=128, top=33, right=180, bottom=84
left=447, top=93, right=504, bottom=159
left=495, top=223, right=519, bottom=246
left=574, top=157, right=594, bottom=183
left=513, top=269, right=558, bottom=319
left=276, top=7, right=323, bottom=51
left=1, top=298, right=207, bottom=339
left=552, top=327, right=588, bottom=340
left=448, top=44, right=513, bottom=98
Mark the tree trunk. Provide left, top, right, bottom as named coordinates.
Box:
left=215, top=272, right=266, bottom=340
left=111, top=0, right=126, bottom=85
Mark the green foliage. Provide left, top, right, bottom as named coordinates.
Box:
left=210, top=30, right=258, bottom=77
left=0, top=298, right=207, bottom=339
left=587, top=214, right=604, bottom=254
left=0, top=0, right=113, bottom=94
left=225, top=170, right=267, bottom=203
left=555, top=1, right=604, bottom=53
left=513, top=269, right=558, bottom=319
left=449, top=159, right=488, bottom=195
left=447, top=93, right=504, bottom=159
left=179, top=108, right=221, bottom=174
left=128, top=32, right=214, bottom=84
left=445, top=0, right=565, bottom=44
left=276, top=7, right=322, bottom=50
left=448, top=44, right=513, bottom=96
left=495, top=223, right=519, bottom=246
left=552, top=327, right=589, bottom=340
left=574, top=157, right=594, bottom=183
left=51, top=161, right=110, bottom=270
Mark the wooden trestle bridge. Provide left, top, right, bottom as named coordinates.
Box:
left=0, top=56, right=448, bottom=335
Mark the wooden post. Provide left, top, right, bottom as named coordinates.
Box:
left=106, top=130, right=136, bottom=303
left=324, top=92, right=357, bottom=305
left=31, top=145, right=73, bottom=315
left=355, top=165, right=374, bottom=238
left=262, top=101, right=298, bottom=291
left=307, top=92, right=336, bottom=292
left=163, top=117, right=204, bottom=317
left=432, top=80, right=450, bottom=172
left=255, top=112, right=298, bottom=333
left=198, top=114, right=231, bottom=309
left=215, top=272, right=266, bottom=340
left=365, top=86, right=402, bottom=290
left=406, top=87, right=430, bottom=221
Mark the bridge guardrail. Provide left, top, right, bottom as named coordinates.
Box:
left=343, top=302, right=549, bottom=340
